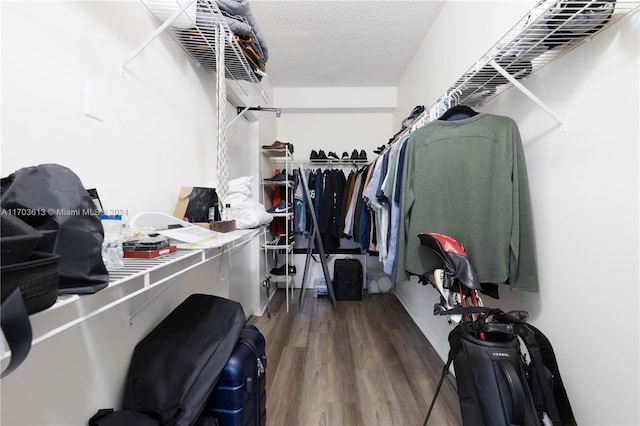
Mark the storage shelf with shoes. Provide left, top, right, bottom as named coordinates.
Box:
left=260, top=143, right=296, bottom=312
left=261, top=140, right=294, bottom=155
left=270, top=264, right=296, bottom=276
left=263, top=233, right=295, bottom=250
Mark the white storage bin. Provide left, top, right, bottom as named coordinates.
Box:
left=313, top=277, right=329, bottom=297
left=367, top=272, right=394, bottom=294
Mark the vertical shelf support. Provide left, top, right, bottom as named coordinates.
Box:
left=488, top=59, right=566, bottom=130
left=216, top=22, right=229, bottom=203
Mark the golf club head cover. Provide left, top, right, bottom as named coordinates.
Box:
left=418, top=232, right=482, bottom=290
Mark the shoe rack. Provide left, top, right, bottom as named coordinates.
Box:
left=260, top=146, right=295, bottom=313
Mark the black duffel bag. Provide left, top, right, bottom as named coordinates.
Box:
left=121, top=294, right=246, bottom=425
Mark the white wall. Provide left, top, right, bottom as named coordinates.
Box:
left=395, top=2, right=639, bottom=425
left=274, top=111, right=394, bottom=162
left=1, top=0, right=267, bottom=218
left=1, top=1, right=274, bottom=423
left=273, top=86, right=397, bottom=162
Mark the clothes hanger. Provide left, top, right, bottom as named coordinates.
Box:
left=438, top=104, right=479, bottom=121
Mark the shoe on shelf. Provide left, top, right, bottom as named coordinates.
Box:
left=350, top=149, right=360, bottom=161
left=341, top=152, right=350, bottom=161
left=267, top=200, right=293, bottom=214
left=327, top=151, right=340, bottom=161
left=317, top=150, right=328, bottom=161
left=402, top=105, right=425, bottom=128
left=262, top=140, right=294, bottom=154
left=270, top=264, right=296, bottom=275
left=266, top=234, right=294, bottom=246
left=359, top=150, right=367, bottom=162
left=264, top=169, right=293, bottom=182
left=373, top=145, right=386, bottom=154
left=310, top=150, right=319, bottom=161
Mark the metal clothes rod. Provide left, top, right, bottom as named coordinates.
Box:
left=236, top=106, right=281, bottom=117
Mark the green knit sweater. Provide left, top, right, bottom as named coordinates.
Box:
left=398, top=113, right=538, bottom=292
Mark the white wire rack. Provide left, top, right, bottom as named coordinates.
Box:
left=406, top=0, right=640, bottom=133
left=1, top=229, right=265, bottom=363
left=129, top=0, right=265, bottom=98
left=124, top=0, right=270, bottom=204
left=260, top=148, right=295, bottom=313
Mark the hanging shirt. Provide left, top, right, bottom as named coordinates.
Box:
left=384, top=136, right=409, bottom=277
left=339, top=170, right=356, bottom=237
left=318, top=169, right=346, bottom=253
left=294, top=169, right=307, bottom=234
left=343, top=171, right=360, bottom=237
left=398, top=113, right=539, bottom=292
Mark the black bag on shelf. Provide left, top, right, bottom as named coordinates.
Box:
left=0, top=215, right=60, bottom=378
left=332, top=258, right=363, bottom=301
left=174, top=186, right=221, bottom=223
left=1, top=164, right=108, bottom=294
left=0, top=270, right=33, bottom=379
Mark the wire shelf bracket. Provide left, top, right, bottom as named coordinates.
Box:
left=488, top=59, right=566, bottom=131
left=121, top=0, right=197, bottom=76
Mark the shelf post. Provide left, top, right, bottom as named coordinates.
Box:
left=216, top=21, right=229, bottom=203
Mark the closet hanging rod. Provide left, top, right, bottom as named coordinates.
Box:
left=227, top=91, right=267, bottom=128
left=236, top=106, right=281, bottom=117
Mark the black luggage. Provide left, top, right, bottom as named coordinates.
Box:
left=202, top=325, right=267, bottom=426
left=332, top=258, right=363, bottom=300
left=120, top=294, right=246, bottom=425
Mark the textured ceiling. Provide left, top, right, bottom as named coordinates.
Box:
left=250, top=1, right=445, bottom=87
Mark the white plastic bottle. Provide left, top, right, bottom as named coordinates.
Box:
left=100, top=214, right=125, bottom=269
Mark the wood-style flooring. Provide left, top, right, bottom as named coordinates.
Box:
left=247, top=289, right=462, bottom=426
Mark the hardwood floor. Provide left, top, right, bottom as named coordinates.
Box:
left=248, top=289, right=462, bottom=426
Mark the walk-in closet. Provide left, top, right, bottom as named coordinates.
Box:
left=1, top=1, right=638, bottom=425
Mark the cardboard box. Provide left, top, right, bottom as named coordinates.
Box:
left=211, top=220, right=236, bottom=233
left=124, top=245, right=177, bottom=259
left=192, top=220, right=236, bottom=233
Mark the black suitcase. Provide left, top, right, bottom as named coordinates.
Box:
left=202, top=325, right=267, bottom=426
left=332, top=258, right=363, bottom=300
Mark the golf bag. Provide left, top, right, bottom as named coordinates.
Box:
left=424, top=307, right=576, bottom=426
left=418, top=233, right=576, bottom=426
